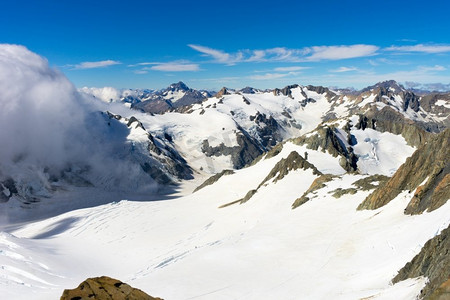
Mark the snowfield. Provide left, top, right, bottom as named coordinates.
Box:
left=2, top=145, right=449, bottom=299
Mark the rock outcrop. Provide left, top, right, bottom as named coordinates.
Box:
left=60, top=276, right=162, bottom=300
left=392, top=225, right=450, bottom=300
left=201, top=130, right=264, bottom=169
left=358, top=129, right=450, bottom=213
left=293, top=125, right=358, bottom=172
left=361, top=107, right=431, bottom=147
left=194, top=169, right=234, bottom=192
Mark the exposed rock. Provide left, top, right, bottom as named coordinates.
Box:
left=239, top=86, right=259, bottom=94
left=242, top=96, right=251, bottom=105
left=141, top=162, right=172, bottom=185
left=331, top=187, right=358, bottom=198
left=272, top=84, right=299, bottom=98
left=428, top=278, right=450, bottom=300
left=264, top=143, right=284, bottom=160
left=201, top=130, right=263, bottom=169
left=0, top=178, right=18, bottom=201
left=402, top=91, right=420, bottom=112
left=259, top=151, right=321, bottom=188
left=353, top=174, right=390, bottom=191
left=358, top=129, right=450, bottom=213
left=392, top=225, right=450, bottom=300
left=215, top=87, right=230, bottom=98
left=60, top=276, right=162, bottom=300
left=249, top=112, right=282, bottom=148
left=362, top=107, right=431, bottom=146
left=293, top=125, right=358, bottom=172
left=292, top=174, right=334, bottom=208
left=239, top=189, right=258, bottom=204
left=194, top=169, right=235, bottom=192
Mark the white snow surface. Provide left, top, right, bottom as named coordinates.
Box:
left=435, top=99, right=450, bottom=108
left=2, top=145, right=449, bottom=299
left=350, top=128, right=416, bottom=175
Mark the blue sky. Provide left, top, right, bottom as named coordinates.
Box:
left=2, top=0, right=450, bottom=90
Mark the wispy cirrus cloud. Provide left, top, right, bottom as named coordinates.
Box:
left=130, top=60, right=200, bottom=72
left=188, top=44, right=243, bottom=65
left=273, top=66, right=309, bottom=72
left=386, top=44, right=450, bottom=53
left=73, top=60, right=121, bottom=69
left=330, top=66, right=359, bottom=73
left=149, top=62, right=200, bottom=72
left=249, top=73, right=291, bottom=80
left=417, top=65, right=446, bottom=72
left=305, top=45, right=379, bottom=61
left=188, top=44, right=379, bottom=64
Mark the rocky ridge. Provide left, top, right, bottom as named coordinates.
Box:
left=358, top=129, right=450, bottom=213
left=392, top=225, right=450, bottom=300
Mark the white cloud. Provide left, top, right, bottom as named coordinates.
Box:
left=386, top=44, right=450, bottom=53
left=330, top=66, right=358, bottom=73
left=79, top=86, right=121, bottom=102
left=74, top=60, right=121, bottom=69
left=188, top=44, right=242, bottom=65
left=134, top=70, right=148, bottom=74
left=188, top=44, right=378, bottom=64
left=273, top=66, right=308, bottom=72
left=305, top=45, right=379, bottom=61
left=0, top=44, right=159, bottom=193
left=417, top=65, right=446, bottom=72
left=249, top=73, right=289, bottom=80
left=149, top=62, right=200, bottom=72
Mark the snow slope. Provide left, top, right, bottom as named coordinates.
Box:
left=2, top=143, right=449, bottom=300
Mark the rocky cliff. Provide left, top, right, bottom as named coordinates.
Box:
left=358, top=129, right=450, bottom=213
left=392, top=225, right=450, bottom=300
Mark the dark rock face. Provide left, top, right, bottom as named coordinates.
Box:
left=402, top=91, right=420, bottom=112
left=259, top=151, right=321, bottom=187
left=362, top=107, right=431, bottom=146
left=358, top=129, right=449, bottom=213
left=249, top=112, right=283, bottom=148
left=293, top=125, right=358, bottom=172
left=201, top=130, right=263, bottom=169
left=215, top=87, right=230, bottom=98
left=272, top=84, right=302, bottom=99
left=60, top=276, right=162, bottom=300
left=392, top=225, right=450, bottom=300
left=239, top=86, right=259, bottom=94
left=105, top=112, right=193, bottom=182
left=0, top=178, right=18, bottom=202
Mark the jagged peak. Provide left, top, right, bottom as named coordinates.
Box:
left=361, top=80, right=405, bottom=94
left=215, top=87, right=231, bottom=98
left=239, top=86, right=260, bottom=94
left=167, top=81, right=190, bottom=92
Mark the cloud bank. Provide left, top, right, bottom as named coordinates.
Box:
left=0, top=44, right=156, bottom=195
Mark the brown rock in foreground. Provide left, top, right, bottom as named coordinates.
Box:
left=392, top=225, right=450, bottom=300
left=60, top=276, right=163, bottom=300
